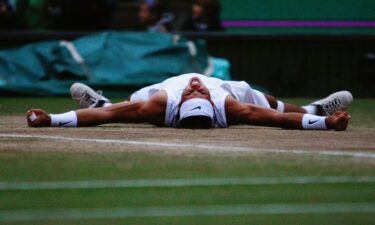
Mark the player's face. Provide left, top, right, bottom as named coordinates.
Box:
left=180, top=77, right=212, bottom=104
left=138, top=3, right=151, bottom=23
left=192, top=3, right=203, bottom=19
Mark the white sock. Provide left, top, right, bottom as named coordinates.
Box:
left=302, top=105, right=318, bottom=115
left=276, top=100, right=285, bottom=113
left=50, top=111, right=77, bottom=127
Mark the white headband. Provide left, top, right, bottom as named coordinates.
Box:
left=179, top=98, right=214, bottom=121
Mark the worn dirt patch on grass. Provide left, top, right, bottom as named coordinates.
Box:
left=1, top=116, right=374, bottom=155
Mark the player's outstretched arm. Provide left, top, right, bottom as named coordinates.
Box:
left=27, top=91, right=167, bottom=128
left=225, top=96, right=350, bottom=131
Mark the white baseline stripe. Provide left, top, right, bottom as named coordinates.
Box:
left=0, top=203, right=375, bottom=221
left=1, top=176, right=375, bottom=191
left=1, top=133, right=375, bottom=159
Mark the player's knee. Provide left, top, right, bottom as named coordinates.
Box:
left=265, top=95, right=278, bottom=109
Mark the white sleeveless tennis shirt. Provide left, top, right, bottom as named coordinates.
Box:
left=130, top=73, right=270, bottom=128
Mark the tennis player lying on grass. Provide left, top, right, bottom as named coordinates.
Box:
left=27, top=73, right=352, bottom=130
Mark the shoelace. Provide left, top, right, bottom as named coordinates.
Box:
left=323, top=98, right=342, bottom=111
left=82, top=91, right=97, bottom=106
left=81, top=90, right=105, bottom=107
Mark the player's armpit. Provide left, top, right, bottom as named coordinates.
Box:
left=224, top=96, right=253, bottom=125
left=136, top=91, right=167, bottom=126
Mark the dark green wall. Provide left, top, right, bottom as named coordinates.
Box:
left=221, top=0, right=375, bottom=20
left=220, top=0, right=375, bottom=34
left=203, top=35, right=375, bottom=97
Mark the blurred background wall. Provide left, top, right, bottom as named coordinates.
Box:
left=0, top=0, right=375, bottom=97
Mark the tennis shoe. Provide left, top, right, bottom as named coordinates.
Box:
left=310, top=91, right=353, bottom=116
left=70, top=83, right=111, bottom=108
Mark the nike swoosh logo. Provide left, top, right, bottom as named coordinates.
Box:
left=308, top=119, right=319, bottom=125
left=59, top=121, right=72, bottom=126
left=190, top=106, right=201, bottom=111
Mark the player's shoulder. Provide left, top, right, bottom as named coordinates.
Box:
left=224, top=95, right=241, bottom=106
left=149, top=90, right=167, bottom=101
left=224, top=95, right=248, bottom=114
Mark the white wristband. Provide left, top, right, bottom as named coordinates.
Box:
left=50, top=111, right=78, bottom=127
left=302, top=114, right=328, bottom=130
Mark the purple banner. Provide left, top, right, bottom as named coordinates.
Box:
left=222, top=20, right=375, bottom=28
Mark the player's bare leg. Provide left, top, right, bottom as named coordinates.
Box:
left=264, top=91, right=353, bottom=116
left=264, top=95, right=306, bottom=113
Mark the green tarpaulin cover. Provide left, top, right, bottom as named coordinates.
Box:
left=0, top=31, right=230, bottom=96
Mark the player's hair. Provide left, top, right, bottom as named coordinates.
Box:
left=179, top=115, right=212, bottom=129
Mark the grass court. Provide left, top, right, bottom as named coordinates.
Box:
left=0, top=97, right=375, bottom=225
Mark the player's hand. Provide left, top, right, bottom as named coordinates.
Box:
left=26, top=109, right=51, bottom=127
left=326, top=111, right=350, bottom=131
